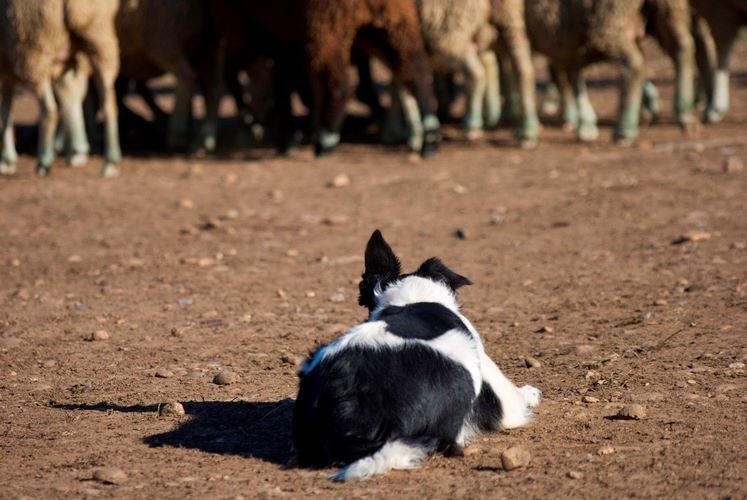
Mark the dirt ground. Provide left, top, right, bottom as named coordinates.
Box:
left=1, top=41, right=746, bottom=499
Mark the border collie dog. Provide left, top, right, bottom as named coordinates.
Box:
left=293, top=230, right=541, bottom=480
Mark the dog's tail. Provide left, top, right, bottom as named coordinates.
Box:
left=328, top=439, right=431, bottom=481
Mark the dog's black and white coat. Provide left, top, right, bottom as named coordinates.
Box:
left=293, top=230, right=541, bottom=480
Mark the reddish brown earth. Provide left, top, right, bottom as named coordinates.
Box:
left=1, top=42, right=746, bottom=499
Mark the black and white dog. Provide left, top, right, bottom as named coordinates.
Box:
left=293, top=230, right=541, bottom=480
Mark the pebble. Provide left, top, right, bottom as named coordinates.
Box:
left=86, top=330, right=109, bottom=341
left=598, top=445, right=615, bottom=455
left=328, top=173, right=351, bottom=188
left=159, top=401, right=186, bottom=418
left=728, top=362, right=745, bottom=370
left=524, top=356, right=542, bottom=368
left=42, top=360, right=57, bottom=368
left=535, top=326, right=554, bottom=334
left=582, top=395, right=600, bottom=403
left=501, top=446, right=531, bottom=471
left=276, top=289, right=287, bottom=298
left=321, top=215, right=349, bottom=226
left=0, top=337, right=22, bottom=349
left=452, top=184, right=468, bottom=194
left=653, top=299, right=668, bottom=306
left=615, top=404, right=646, bottom=420
left=213, top=370, right=238, bottom=385
left=672, top=231, right=711, bottom=245
left=576, top=344, right=595, bottom=355
left=155, top=368, right=174, bottom=378
left=329, top=291, right=345, bottom=303
left=722, top=156, right=744, bottom=173
left=178, top=198, right=195, bottom=209
left=454, top=228, right=468, bottom=240
left=92, top=467, right=127, bottom=485
left=197, top=257, right=215, bottom=268
left=567, top=470, right=583, bottom=480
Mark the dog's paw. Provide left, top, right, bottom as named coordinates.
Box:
left=519, top=385, right=542, bottom=408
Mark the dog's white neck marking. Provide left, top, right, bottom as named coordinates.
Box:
left=370, top=276, right=460, bottom=320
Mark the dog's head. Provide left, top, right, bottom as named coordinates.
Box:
left=358, top=230, right=472, bottom=313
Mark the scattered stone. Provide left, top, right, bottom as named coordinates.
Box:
left=582, top=395, right=600, bottom=404
left=92, top=467, right=127, bottom=485
left=276, top=289, right=287, bottom=299
left=653, top=299, right=668, bottom=306
left=42, top=360, right=57, bottom=368
left=567, top=470, right=583, bottom=480
left=68, top=254, right=82, bottom=263
left=0, top=337, right=22, bottom=349
left=490, top=213, right=506, bottom=225
left=687, top=379, right=697, bottom=385
left=328, top=173, right=351, bottom=188
left=329, top=291, right=345, bottom=303
left=576, top=344, right=595, bottom=355
left=213, top=370, right=238, bottom=386
left=728, top=362, right=745, bottom=371
left=85, top=330, right=109, bottom=341
left=598, top=445, right=615, bottom=455
left=159, top=401, right=185, bottom=418
left=286, top=249, right=300, bottom=258
left=155, top=368, right=174, bottom=379
left=615, top=404, right=646, bottom=420
left=197, top=257, right=215, bottom=268
left=178, top=297, right=194, bottom=306
left=722, top=156, right=744, bottom=173
left=524, top=356, right=542, bottom=369
left=584, top=370, right=601, bottom=382
left=454, top=228, right=468, bottom=240
left=240, top=313, right=252, bottom=323
left=452, top=184, right=468, bottom=194
left=672, top=231, right=711, bottom=245
left=221, top=209, right=239, bottom=220
left=178, top=198, right=195, bottom=209
left=321, top=215, right=349, bottom=226
left=730, top=242, right=746, bottom=250
left=535, top=326, right=554, bottom=334
left=501, top=446, right=531, bottom=471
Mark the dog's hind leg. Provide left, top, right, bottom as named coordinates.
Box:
left=479, top=351, right=541, bottom=429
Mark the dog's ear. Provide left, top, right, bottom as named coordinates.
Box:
left=358, top=230, right=401, bottom=310
left=415, top=257, right=472, bottom=291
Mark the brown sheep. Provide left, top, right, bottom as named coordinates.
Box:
left=208, top=0, right=441, bottom=157
left=0, top=0, right=121, bottom=177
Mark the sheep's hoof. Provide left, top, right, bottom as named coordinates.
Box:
left=614, top=135, right=636, bottom=148
left=314, top=142, right=336, bottom=157
left=679, top=115, right=701, bottom=137
left=465, top=128, right=484, bottom=141
left=68, top=152, right=89, bottom=168
left=519, top=138, right=538, bottom=150
left=577, top=124, right=599, bottom=142
left=0, top=160, right=17, bottom=175
left=36, top=164, right=52, bottom=177
left=420, top=129, right=440, bottom=158
left=101, top=163, right=120, bottom=178
left=562, top=121, right=578, bottom=133
left=705, top=107, right=726, bottom=124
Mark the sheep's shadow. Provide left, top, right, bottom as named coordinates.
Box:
left=49, top=399, right=295, bottom=465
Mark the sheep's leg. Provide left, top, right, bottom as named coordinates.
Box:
left=55, top=64, right=91, bottom=168
left=167, top=75, right=195, bottom=151
left=481, top=50, right=501, bottom=129
left=553, top=68, right=579, bottom=132
left=497, top=0, right=539, bottom=146
left=394, top=47, right=440, bottom=157
left=380, top=79, right=410, bottom=147
left=272, top=56, right=298, bottom=155
left=613, top=42, right=645, bottom=145
left=36, top=80, right=60, bottom=176
left=497, top=51, right=521, bottom=126
left=641, top=80, right=661, bottom=124
left=135, top=81, right=169, bottom=127
left=311, top=47, right=352, bottom=156
left=705, top=17, right=739, bottom=123
left=655, top=8, right=698, bottom=133
left=1, top=82, right=18, bottom=175
left=540, top=64, right=561, bottom=117
left=692, top=16, right=715, bottom=109
left=569, top=70, right=598, bottom=142
left=91, top=68, right=121, bottom=177
left=463, top=47, right=487, bottom=140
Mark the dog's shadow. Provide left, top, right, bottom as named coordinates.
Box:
left=49, top=399, right=295, bottom=465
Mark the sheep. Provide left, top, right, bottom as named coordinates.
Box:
left=524, top=0, right=652, bottom=144
left=114, top=0, right=212, bottom=150
left=689, top=0, right=747, bottom=122
left=0, top=0, right=121, bottom=177
left=208, top=0, right=441, bottom=157
left=535, top=0, right=698, bottom=141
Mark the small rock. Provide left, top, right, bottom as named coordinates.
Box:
left=524, top=356, right=542, bottom=368
left=584, top=370, right=601, bottom=382
left=155, top=368, right=174, bottom=378
left=68, top=254, right=82, bottom=263
left=221, top=209, right=239, bottom=220
left=722, top=156, right=744, bottom=173
left=535, top=326, right=554, bottom=334
left=159, top=401, right=185, bottom=418
left=454, top=228, right=468, bottom=240
left=328, top=173, right=351, bottom=188
left=178, top=198, right=195, bottom=209
left=286, top=249, right=300, bottom=258
left=329, top=291, right=345, bottom=303
left=452, top=184, right=468, bottom=194
left=576, top=344, right=595, bottom=355
left=501, top=446, right=531, bottom=471
left=197, top=257, right=215, bottom=268
left=582, top=395, right=599, bottom=404
left=687, top=379, right=697, bottom=385
left=86, top=330, right=109, bottom=341
left=276, top=289, right=287, bottom=298
left=598, top=445, right=615, bottom=455
left=178, top=297, right=193, bottom=306
left=672, top=231, right=711, bottom=245
left=728, top=362, right=745, bottom=370
left=615, top=404, right=646, bottom=420
left=567, top=471, right=583, bottom=480
left=92, top=467, right=127, bottom=485
left=42, top=360, right=57, bottom=368
left=730, top=242, right=746, bottom=250
left=321, top=215, right=349, bottom=226
left=653, top=299, right=668, bottom=306
left=213, top=370, right=238, bottom=385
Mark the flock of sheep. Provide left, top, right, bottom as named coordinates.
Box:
left=0, top=0, right=743, bottom=177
